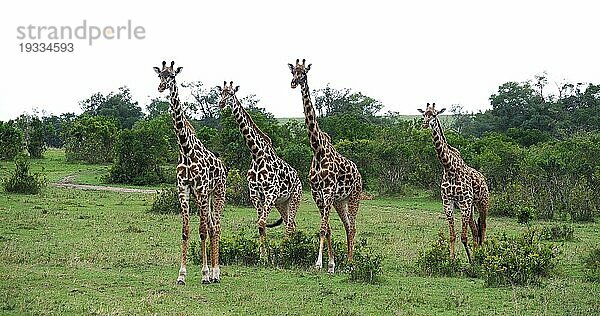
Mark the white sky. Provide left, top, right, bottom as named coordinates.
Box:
left=1, top=0, right=599, bottom=120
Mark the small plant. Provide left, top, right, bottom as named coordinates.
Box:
left=269, top=230, right=315, bottom=268
left=188, top=230, right=383, bottom=283
left=2, top=155, right=46, bottom=194
left=416, top=231, right=464, bottom=277
left=148, top=187, right=199, bottom=215
left=473, top=231, right=559, bottom=286
left=516, top=206, right=535, bottom=225
left=346, top=238, right=383, bottom=284
left=582, top=247, right=600, bottom=282
left=536, top=224, right=575, bottom=241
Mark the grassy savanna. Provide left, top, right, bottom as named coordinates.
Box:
left=1, top=151, right=599, bottom=315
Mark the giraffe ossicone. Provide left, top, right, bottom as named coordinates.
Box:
left=154, top=61, right=227, bottom=285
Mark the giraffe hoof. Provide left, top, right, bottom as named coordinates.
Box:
left=201, top=279, right=211, bottom=284
left=327, top=264, right=335, bottom=274
left=176, top=280, right=185, bottom=286
left=210, top=277, right=220, bottom=284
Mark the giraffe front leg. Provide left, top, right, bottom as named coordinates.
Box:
left=177, top=186, right=191, bottom=285
left=209, top=188, right=225, bottom=283
left=196, top=194, right=211, bottom=284
left=315, top=192, right=333, bottom=272
left=443, top=199, right=456, bottom=261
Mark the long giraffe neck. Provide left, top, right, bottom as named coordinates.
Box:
left=169, top=83, right=198, bottom=156
left=300, top=81, right=326, bottom=153
left=230, top=96, right=272, bottom=159
left=430, top=118, right=454, bottom=168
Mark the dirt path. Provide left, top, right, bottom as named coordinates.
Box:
left=53, top=175, right=158, bottom=194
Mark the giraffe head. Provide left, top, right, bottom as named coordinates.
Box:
left=417, top=103, right=446, bottom=129
left=216, top=81, right=240, bottom=109
left=153, top=61, right=183, bottom=93
left=288, top=59, right=312, bottom=89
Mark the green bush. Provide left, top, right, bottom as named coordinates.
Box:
left=189, top=230, right=383, bottom=283
left=0, top=121, right=23, bottom=161
left=517, top=206, right=535, bottom=225
left=473, top=231, right=559, bottom=286
left=107, top=125, right=169, bottom=185
left=2, top=155, right=47, bottom=194
left=269, top=230, right=315, bottom=268
left=346, top=238, right=383, bottom=284
left=535, top=224, right=575, bottom=241
left=64, top=115, right=119, bottom=163
left=226, top=169, right=251, bottom=206
left=148, top=187, right=199, bottom=215
left=582, top=247, right=600, bottom=282
left=416, top=231, right=464, bottom=277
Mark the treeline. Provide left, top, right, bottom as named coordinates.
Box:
left=1, top=76, right=599, bottom=221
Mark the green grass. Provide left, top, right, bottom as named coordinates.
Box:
left=0, top=154, right=599, bottom=314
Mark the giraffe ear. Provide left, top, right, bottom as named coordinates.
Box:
left=174, top=67, right=183, bottom=75
left=153, top=67, right=161, bottom=74
left=288, top=63, right=294, bottom=72
left=438, top=108, right=446, bottom=115
left=215, top=86, right=222, bottom=92
left=417, top=108, right=425, bottom=114
left=306, top=64, right=312, bottom=72
left=234, top=86, right=240, bottom=93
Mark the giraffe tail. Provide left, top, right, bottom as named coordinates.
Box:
left=266, top=217, right=284, bottom=228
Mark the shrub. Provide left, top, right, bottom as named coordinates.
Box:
left=535, top=224, right=575, bottom=241
left=0, top=121, right=23, bottom=161
left=269, top=230, right=315, bottom=268
left=64, top=115, right=119, bottom=163
left=417, top=231, right=464, bottom=277
left=148, top=187, right=199, bottom=215
left=189, top=230, right=383, bottom=283
left=107, top=125, right=169, bottom=185
left=517, top=206, right=535, bottom=225
left=2, top=155, right=47, bottom=194
left=226, top=169, right=251, bottom=206
left=582, top=247, right=600, bottom=282
left=473, top=231, right=559, bottom=286
left=346, top=238, right=383, bottom=284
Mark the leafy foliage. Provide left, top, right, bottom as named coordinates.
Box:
left=107, top=119, right=171, bottom=185
left=473, top=231, right=559, bottom=286
left=417, top=231, right=464, bottom=277
left=80, top=86, right=143, bottom=129
left=148, top=187, right=199, bottom=215
left=226, top=169, right=251, bottom=206
left=190, top=230, right=383, bottom=283
left=0, top=121, right=23, bottom=161
left=14, top=114, right=46, bottom=158
left=582, top=247, right=600, bottom=282
left=64, top=115, right=119, bottom=163
left=2, top=155, right=46, bottom=194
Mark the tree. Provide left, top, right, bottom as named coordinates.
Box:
left=63, top=115, right=119, bottom=163
left=14, top=114, right=46, bottom=158
left=80, top=86, right=143, bottom=129
left=0, top=121, right=23, bottom=160
left=42, top=113, right=75, bottom=148
left=145, top=98, right=170, bottom=119
left=181, top=81, right=220, bottom=126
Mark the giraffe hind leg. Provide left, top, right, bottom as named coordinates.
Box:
left=209, top=186, right=224, bottom=283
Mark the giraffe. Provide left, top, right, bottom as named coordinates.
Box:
left=418, top=103, right=489, bottom=262
left=153, top=61, right=226, bottom=284
left=288, top=59, right=363, bottom=273
left=217, top=81, right=302, bottom=255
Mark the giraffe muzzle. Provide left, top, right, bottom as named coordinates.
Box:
left=291, top=81, right=298, bottom=89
